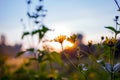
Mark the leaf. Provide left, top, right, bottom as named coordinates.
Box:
left=32, top=13, right=39, bottom=18
left=39, top=61, right=47, bottom=72
left=16, top=51, right=25, bottom=57
left=27, top=12, right=31, bottom=18
left=36, top=26, right=50, bottom=40
left=39, top=31, right=44, bottom=39
left=42, top=25, right=49, bottom=33
left=27, top=48, right=34, bottom=52
left=105, top=63, right=112, bottom=72
left=42, top=51, right=63, bottom=65
left=27, top=12, right=39, bottom=18
left=48, top=51, right=63, bottom=65
left=38, top=55, right=44, bottom=63
left=97, top=59, right=105, bottom=67
left=105, top=26, right=117, bottom=34
left=113, top=63, right=120, bottom=72
left=32, top=30, right=39, bottom=35
left=38, top=50, right=47, bottom=63
left=116, top=31, right=120, bottom=34
left=34, top=20, right=39, bottom=24
left=36, top=6, right=43, bottom=12
left=21, top=32, right=30, bottom=39
left=105, top=26, right=120, bottom=35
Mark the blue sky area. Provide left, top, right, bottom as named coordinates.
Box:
left=0, top=0, right=120, bottom=44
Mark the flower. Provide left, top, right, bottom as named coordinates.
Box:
left=101, top=36, right=104, bottom=40
left=115, top=16, right=119, bottom=21
left=54, top=35, right=66, bottom=44
left=67, top=34, right=77, bottom=43
left=88, top=40, right=92, bottom=47
left=104, top=37, right=117, bottom=47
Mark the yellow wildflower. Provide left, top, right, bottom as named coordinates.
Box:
left=67, top=34, right=77, bottom=43
left=88, top=40, right=92, bottom=47
left=54, top=35, right=66, bottom=44
left=104, top=37, right=117, bottom=47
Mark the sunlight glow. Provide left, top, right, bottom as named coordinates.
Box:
left=63, top=40, right=74, bottom=49
left=47, top=40, right=74, bottom=52
left=47, top=42, right=62, bottom=52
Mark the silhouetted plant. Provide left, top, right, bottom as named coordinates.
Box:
left=16, top=0, right=63, bottom=80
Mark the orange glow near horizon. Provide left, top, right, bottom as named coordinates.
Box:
left=48, top=40, right=74, bottom=52
left=63, top=40, right=74, bottom=49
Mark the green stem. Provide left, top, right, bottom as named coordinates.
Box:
left=110, top=34, right=117, bottom=80
left=112, top=34, right=117, bottom=80
left=110, top=47, right=114, bottom=80
left=110, top=47, right=112, bottom=64
left=113, top=34, right=117, bottom=64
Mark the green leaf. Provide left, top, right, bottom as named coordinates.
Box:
left=97, top=59, right=105, bottom=67
left=113, top=63, right=120, bottom=72
left=16, top=51, right=25, bottom=57
left=27, top=48, right=34, bottom=52
left=39, top=31, right=44, bottom=39
left=32, top=30, right=39, bottom=35
left=38, top=55, right=43, bottom=62
left=35, top=26, right=50, bottom=40
left=49, top=51, right=63, bottom=65
left=116, top=31, right=120, bottom=34
left=39, top=61, right=47, bottom=72
left=42, top=25, right=49, bottom=33
left=38, top=50, right=47, bottom=63
left=105, top=26, right=117, bottom=34
left=21, top=32, right=30, bottom=39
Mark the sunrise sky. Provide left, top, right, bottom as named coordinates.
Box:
left=0, top=0, right=120, bottom=45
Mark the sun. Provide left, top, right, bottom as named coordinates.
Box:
left=46, top=40, right=74, bottom=52
left=63, top=40, right=74, bottom=49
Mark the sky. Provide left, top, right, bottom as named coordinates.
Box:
left=0, top=0, right=120, bottom=45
